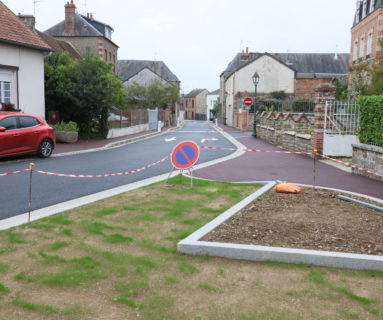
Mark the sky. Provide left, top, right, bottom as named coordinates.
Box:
left=4, top=0, right=356, bottom=94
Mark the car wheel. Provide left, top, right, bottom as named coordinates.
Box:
left=38, top=139, right=53, bottom=158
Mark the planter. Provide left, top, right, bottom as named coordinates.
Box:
left=55, top=131, right=78, bottom=144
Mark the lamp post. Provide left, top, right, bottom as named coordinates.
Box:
left=252, top=71, right=260, bottom=138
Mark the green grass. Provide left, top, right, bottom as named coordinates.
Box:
left=44, top=215, right=73, bottom=225
left=61, top=228, right=73, bottom=236
left=138, top=239, right=177, bottom=253
left=104, top=233, right=134, bottom=244
left=47, top=241, right=70, bottom=251
left=198, top=282, right=221, bottom=292
left=5, top=231, right=26, bottom=244
left=178, top=260, right=199, bottom=275
left=0, top=263, right=9, bottom=273
left=0, top=283, right=10, bottom=298
left=12, top=296, right=59, bottom=314
left=80, top=221, right=126, bottom=235
left=92, top=207, right=119, bottom=217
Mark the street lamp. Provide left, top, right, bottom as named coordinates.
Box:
left=252, top=71, right=260, bottom=138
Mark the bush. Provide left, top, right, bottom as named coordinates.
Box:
left=53, top=121, right=79, bottom=132
left=292, top=98, right=315, bottom=113
left=254, top=99, right=283, bottom=112
left=358, top=96, right=383, bottom=146
left=270, top=91, right=288, bottom=100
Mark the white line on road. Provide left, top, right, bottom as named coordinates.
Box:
left=165, top=137, right=177, bottom=142
left=201, top=138, right=218, bottom=144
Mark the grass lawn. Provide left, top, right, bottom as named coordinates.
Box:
left=0, top=177, right=382, bottom=320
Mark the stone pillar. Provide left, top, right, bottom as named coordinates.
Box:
left=312, top=84, right=336, bottom=155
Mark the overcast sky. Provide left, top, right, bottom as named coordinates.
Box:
left=5, top=0, right=356, bottom=94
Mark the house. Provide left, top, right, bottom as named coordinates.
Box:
left=45, top=0, right=118, bottom=70
left=220, top=50, right=349, bottom=126
left=184, top=89, right=209, bottom=120
left=206, top=89, right=220, bottom=121
left=117, top=60, right=180, bottom=89
left=18, top=14, right=82, bottom=60
left=350, top=0, right=383, bottom=65
left=0, top=2, right=51, bottom=117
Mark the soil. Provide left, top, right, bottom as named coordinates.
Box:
left=202, top=188, right=383, bottom=256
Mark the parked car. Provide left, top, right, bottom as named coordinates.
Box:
left=0, top=112, right=55, bottom=158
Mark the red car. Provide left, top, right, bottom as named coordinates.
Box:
left=0, top=112, right=55, bottom=158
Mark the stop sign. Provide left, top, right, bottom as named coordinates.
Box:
left=243, top=97, right=253, bottom=106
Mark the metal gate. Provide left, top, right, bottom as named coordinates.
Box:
left=148, top=108, right=158, bottom=130
left=323, top=101, right=359, bottom=157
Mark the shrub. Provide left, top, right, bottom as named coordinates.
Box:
left=358, top=96, right=383, bottom=146
left=254, top=99, right=283, bottom=112
left=53, top=121, right=79, bottom=132
left=270, top=91, right=288, bottom=100
left=292, top=98, right=315, bottom=113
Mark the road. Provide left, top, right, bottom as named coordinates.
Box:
left=0, top=121, right=235, bottom=220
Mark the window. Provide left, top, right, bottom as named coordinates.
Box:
left=353, top=41, right=358, bottom=62
left=367, top=33, right=373, bottom=58
left=0, top=117, right=17, bottom=130
left=19, top=116, right=39, bottom=128
left=362, top=0, right=367, bottom=18
left=104, top=49, right=107, bottom=61
left=360, top=38, right=365, bottom=59
left=0, top=81, right=11, bottom=103
left=370, top=0, right=375, bottom=12
left=192, top=100, right=194, bottom=108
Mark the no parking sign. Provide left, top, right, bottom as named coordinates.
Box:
left=171, top=141, right=200, bottom=169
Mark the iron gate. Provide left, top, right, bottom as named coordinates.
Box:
left=148, top=108, right=158, bottom=130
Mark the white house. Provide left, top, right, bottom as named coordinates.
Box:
left=0, top=2, right=50, bottom=118
left=206, top=89, right=219, bottom=121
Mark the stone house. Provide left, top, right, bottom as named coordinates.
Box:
left=350, top=0, right=383, bottom=65
left=0, top=2, right=51, bottom=117
left=184, top=89, right=209, bottom=120
left=220, top=50, right=349, bottom=126
left=206, top=89, right=219, bottom=121
left=45, top=0, right=118, bottom=70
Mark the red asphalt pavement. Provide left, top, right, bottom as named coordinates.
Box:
left=195, top=125, right=383, bottom=200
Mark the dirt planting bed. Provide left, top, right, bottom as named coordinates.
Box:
left=203, top=188, right=383, bottom=256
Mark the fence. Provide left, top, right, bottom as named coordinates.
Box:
left=108, top=108, right=149, bottom=129
left=251, top=98, right=316, bottom=114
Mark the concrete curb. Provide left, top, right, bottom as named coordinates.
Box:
left=178, top=182, right=383, bottom=271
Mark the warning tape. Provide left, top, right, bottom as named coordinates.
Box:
left=0, top=169, right=30, bottom=177
left=0, top=156, right=169, bottom=179
left=200, top=145, right=383, bottom=178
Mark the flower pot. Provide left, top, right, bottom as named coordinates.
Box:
left=55, top=131, right=78, bottom=144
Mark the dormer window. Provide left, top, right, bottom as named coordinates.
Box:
left=362, top=0, right=367, bottom=18
left=370, top=0, right=375, bottom=12
left=104, top=27, right=112, bottom=40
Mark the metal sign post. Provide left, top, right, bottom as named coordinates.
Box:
left=166, top=141, right=200, bottom=188
left=28, top=163, right=35, bottom=223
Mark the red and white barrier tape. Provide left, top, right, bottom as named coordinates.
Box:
left=0, top=169, right=30, bottom=177
left=32, top=155, right=169, bottom=178
left=200, top=145, right=383, bottom=178
left=0, top=156, right=169, bottom=179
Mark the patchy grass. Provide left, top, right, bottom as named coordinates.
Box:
left=0, top=177, right=382, bottom=319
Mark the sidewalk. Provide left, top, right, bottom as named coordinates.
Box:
left=197, top=124, right=383, bottom=200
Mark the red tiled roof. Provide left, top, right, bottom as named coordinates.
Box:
left=0, top=1, right=50, bottom=51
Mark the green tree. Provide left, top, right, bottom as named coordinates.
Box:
left=45, top=53, right=127, bottom=138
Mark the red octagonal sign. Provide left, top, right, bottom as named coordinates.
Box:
left=243, top=97, right=253, bottom=106
left=171, top=141, right=200, bottom=170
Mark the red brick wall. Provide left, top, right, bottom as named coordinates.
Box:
left=295, top=78, right=333, bottom=98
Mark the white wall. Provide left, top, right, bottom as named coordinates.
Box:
left=0, top=43, right=46, bottom=118
left=206, top=93, right=219, bottom=120
left=224, top=74, right=235, bottom=126
left=235, top=55, right=295, bottom=94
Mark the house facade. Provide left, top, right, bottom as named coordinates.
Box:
left=45, top=1, right=118, bottom=70
left=0, top=2, right=51, bottom=117
left=220, top=50, right=349, bottom=126
left=184, top=89, right=209, bottom=120
left=350, top=0, right=383, bottom=65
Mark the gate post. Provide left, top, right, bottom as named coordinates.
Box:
left=312, top=84, right=336, bottom=155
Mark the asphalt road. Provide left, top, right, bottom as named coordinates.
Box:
left=0, top=121, right=235, bottom=220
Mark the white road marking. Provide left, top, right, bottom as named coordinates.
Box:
left=200, top=138, right=218, bottom=143
left=165, top=137, right=177, bottom=142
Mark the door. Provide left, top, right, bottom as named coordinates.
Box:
left=18, top=116, right=42, bottom=152
left=0, top=116, right=22, bottom=156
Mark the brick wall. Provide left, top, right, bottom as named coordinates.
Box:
left=295, top=78, right=333, bottom=98
left=352, top=144, right=383, bottom=182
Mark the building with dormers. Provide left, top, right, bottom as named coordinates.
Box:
left=351, top=0, right=383, bottom=65
left=45, top=1, right=118, bottom=70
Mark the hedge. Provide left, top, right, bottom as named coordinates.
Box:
left=358, top=96, right=383, bottom=146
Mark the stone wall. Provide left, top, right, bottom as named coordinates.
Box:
left=352, top=144, right=383, bottom=182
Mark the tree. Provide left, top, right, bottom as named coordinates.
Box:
left=45, top=53, right=127, bottom=138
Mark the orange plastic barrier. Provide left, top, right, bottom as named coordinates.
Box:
left=274, top=183, right=304, bottom=194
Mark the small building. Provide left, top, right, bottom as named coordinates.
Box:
left=0, top=2, right=51, bottom=117
left=220, top=50, right=349, bottom=126
left=206, top=89, right=219, bottom=121
left=45, top=0, right=118, bottom=70
left=184, top=89, right=209, bottom=120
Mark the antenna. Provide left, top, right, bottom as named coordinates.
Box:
left=33, top=0, right=44, bottom=17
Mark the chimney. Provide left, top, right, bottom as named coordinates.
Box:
left=18, top=14, right=36, bottom=31
left=245, top=47, right=249, bottom=54
left=65, top=0, right=76, bottom=35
